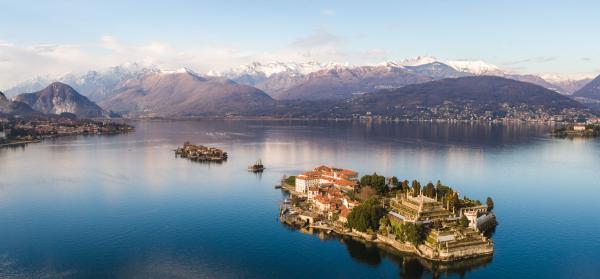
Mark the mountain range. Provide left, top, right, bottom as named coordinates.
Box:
left=0, top=91, right=36, bottom=116
left=1, top=57, right=598, bottom=120
left=220, top=57, right=590, bottom=98
left=99, top=68, right=274, bottom=117
left=3, top=57, right=594, bottom=104
left=327, top=76, right=591, bottom=119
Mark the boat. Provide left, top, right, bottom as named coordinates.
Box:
left=248, top=159, right=265, bottom=172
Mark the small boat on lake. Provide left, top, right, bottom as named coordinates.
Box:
left=248, top=159, right=265, bottom=172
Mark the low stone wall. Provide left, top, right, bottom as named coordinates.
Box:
left=418, top=242, right=494, bottom=262
left=376, top=234, right=417, bottom=253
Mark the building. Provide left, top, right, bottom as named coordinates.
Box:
left=338, top=206, right=350, bottom=223
left=461, top=206, right=487, bottom=229
left=573, top=124, right=587, bottom=131
left=314, top=196, right=333, bottom=212
left=295, top=171, right=321, bottom=193
left=389, top=192, right=455, bottom=224
left=294, top=165, right=358, bottom=194
left=307, top=186, right=320, bottom=199
left=462, top=206, right=496, bottom=232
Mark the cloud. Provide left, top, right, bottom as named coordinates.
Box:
left=0, top=30, right=385, bottom=89
left=320, top=9, right=335, bottom=16
left=502, top=56, right=556, bottom=66
left=581, top=57, right=592, bottom=62
left=0, top=37, right=260, bottom=89
left=289, top=28, right=344, bottom=49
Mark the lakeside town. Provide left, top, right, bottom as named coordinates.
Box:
left=279, top=165, right=496, bottom=262
left=0, top=116, right=133, bottom=148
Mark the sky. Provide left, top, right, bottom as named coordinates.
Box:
left=1, top=0, right=599, bottom=88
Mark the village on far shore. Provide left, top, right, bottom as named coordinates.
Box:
left=0, top=116, right=133, bottom=148
left=552, top=123, right=600, bottom=137
left=279, top=165, right=497, bottom=262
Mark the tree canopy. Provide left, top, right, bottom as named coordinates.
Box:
left=284, top=176, right=296, bottom=186
left=390, top=221, right=425, bottom=245
left=423, top=182, right=435, bottom=198
left=346, top=198, right=387, bottom=233
left=360, top=173, right=387, bottom=194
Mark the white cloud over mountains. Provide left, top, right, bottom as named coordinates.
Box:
left=1, top=30, right=596, bottom=90
left=0, top=30, right=395, bottom=89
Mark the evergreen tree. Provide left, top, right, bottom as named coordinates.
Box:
left=347, top=198, right=387, bottom=232
left=460, top=214, right=469, bottom=228
left=390, top=176, right=399, bottom=189
left=486, top=197, right=494, bottom=212
left=423, top=182, right=435, bottom=198
left=411, top=180, right=421, bottom=197
left=401, top=180, right=409, bottom=193
left=449, top=193, right=460, bottom=212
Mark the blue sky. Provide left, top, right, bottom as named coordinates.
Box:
left=0, top=0, right=599, bottom=87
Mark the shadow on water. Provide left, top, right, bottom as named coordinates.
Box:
left=340, top=235, right=492, bottom=279
left=281, top=222, right=492, bottom=279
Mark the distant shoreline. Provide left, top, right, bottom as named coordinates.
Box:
left=0, top=139, right=41, bottom=148
left=124, top=116, right=567, bottom=124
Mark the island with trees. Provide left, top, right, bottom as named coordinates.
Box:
left=279, top=166, right=497, bottom=262
left=174, top=142, right=228, bottom=162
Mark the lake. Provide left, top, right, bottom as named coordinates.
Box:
left=1, top=120, right=599, bottom=278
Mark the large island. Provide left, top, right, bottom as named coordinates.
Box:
left=280, top=165, right=496, bottom=262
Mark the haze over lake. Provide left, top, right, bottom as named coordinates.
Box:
left=1, top=120, right=599, bottom=278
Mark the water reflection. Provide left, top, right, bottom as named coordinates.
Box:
left=281, top=222, right=493, bottom=278
left=1, top=120, right=599, bottom=278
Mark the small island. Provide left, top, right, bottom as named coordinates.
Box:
left=552, top=123, right=600, bottom=137
left=279, top=165, right=496, bottom=262
left=174, top=142, right=228, bottom=162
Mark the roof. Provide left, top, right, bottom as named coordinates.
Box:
left=340, top=206, right=351, bottom=218
left=314, top=165, right=332, bottom=172
left=334, top=179, right=356, bottom=186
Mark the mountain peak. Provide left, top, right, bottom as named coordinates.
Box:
left=225, top=61, right=344, bottom=78
left=444, top=60, right=504, bottom=75
left=159, top=67, right=200, bottom=77
left=573, top=74, right=600, bottom=99
left=397, top=56, right=439, bottom=67
left=14, top=82, right=107, bottom=118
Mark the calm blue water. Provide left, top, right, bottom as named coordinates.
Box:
left=0, top=120, right=599, bottom=278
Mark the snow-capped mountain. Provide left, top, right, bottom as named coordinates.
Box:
left=159, top=67, right=202, bottom=77
left=443, top=60, right=504, bottom=75
left=390, top=56, right=505, bottom=75
left=3, top=56, right=594, bottom=106
left=4, top=63, right=160, bottom=102
left=395, top=56, right=439, bottom=67
left=221, top=61, right=345, bottom=79
left=100, top=67, right=273, bottom=117
left=219, top=57, right=514, bottom=100
left=541, top=74, right=593, bottom=95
